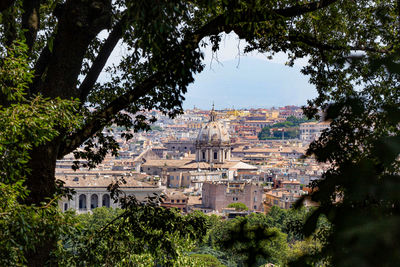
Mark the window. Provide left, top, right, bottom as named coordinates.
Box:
left=79, top=194, right=87, bottom=210
left=90, top=194, right=98, bottom=210
left=171, top=199, right=174, bottom=203
left=177, top=200, right=180, bottom=203
left=202, top=151, right=205, bottom=159
left=170, top=176, right=174, bottom=180
left=102, top=194, right=110, bottom=208
left=254, top=205, right=257, bottom=210
left=64, top=203, right=68, bottom=211
left=214, top=152, right=218, bottom=159
left=182, top=199, right=185, bottom=203
left=233, top=197, right=238, bottom=201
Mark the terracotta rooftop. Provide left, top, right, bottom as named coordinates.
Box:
left=141, top=159, right=192, bottom=167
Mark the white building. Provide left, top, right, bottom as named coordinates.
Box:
left=58, top=175, right=163, bottom=213
left=299, top=121, right=330, bottom=142
left=195, top=105, right=231, bottom=163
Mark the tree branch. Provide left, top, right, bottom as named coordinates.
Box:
left=21, top=0, right=40, bottom=51
left=2, top=5, right=18, bottom=48
left=0, top=0, right=15, bottom=14
left=59, top=72, right=162, bottom=157
left=286, top=31, right=390, bottom=53
left=274, top=0, right=338, bottom=17
left=58, top=0, right=339, bottom=157
left=79, top=14, right=128, bottom=102
left=31, top=0, right=112, bottom=99
left=30, top=45, right=51, bottom=96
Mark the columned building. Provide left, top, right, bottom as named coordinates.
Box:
left=195, top=106, right=231, bottom=164
left=57, top=175, right=163, bottom=213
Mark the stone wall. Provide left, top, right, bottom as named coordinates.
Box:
left=202, top=182, right=264, bottom=212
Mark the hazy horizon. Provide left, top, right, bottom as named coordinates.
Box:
left=183, top=57, right=316, bottom=110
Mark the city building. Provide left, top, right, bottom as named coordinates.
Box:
left=202, top=181, right=265, bottom=212
left=58, top=174, right=162, bottom=213
left=300, top=121, right=330, bottom=142
left=161, top=191, right=188, bottom=212
left=263, top=179, right=303, bottom=212
left=195, top=105, right=231, bottom=163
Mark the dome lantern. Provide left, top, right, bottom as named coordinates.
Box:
left=195, top=105, right=231, bottom=164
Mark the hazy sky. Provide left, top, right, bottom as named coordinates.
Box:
left=105, top=33, right=317, bottom=110
left=184, top=33, right=317, bottom=110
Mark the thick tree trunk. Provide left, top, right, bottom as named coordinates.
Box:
left=24, top=141, right=60, bottom=267
left=25, top=141, right=60, bottom=205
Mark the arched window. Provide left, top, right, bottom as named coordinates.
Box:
left=64, top=203, right=68, bottom=211
left=102, top=194, right=110, bottom=208
left=202, top=151, right=205, bottom=159
left=91, top=194, right=98, bottom=210
left=79, top=194, right=87, bottom=210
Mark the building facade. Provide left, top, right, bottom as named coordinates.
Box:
left=202, top=181, right=265, bottom=212
left=58, top=175, right=163, bottom=213
left=195, top=106, right=231, bottom=164
left=300, top=121, right=330, bottom=142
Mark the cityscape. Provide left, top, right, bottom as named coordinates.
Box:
left=57, top=105, right=330, bottom=216
left=1, top=1, right=398, bottom=266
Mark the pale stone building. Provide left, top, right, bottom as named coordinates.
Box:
left=300, top=121, right=330, bottom=142
left=195, top=106, right=231, bottom=164
left=58, top=175, right=163, bottom=213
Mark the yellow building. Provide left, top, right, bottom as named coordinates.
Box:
left=266, top=110, right=279, bottom=119
left=187, top=122, right=203, bottom=129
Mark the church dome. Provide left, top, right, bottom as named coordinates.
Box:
left=196, top=107, right=230, bottom=146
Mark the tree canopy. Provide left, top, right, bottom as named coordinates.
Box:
left=227, top=202, right=249, bottom=211
left=0, top=0, right=357, bottom=204
left=1, top=0, right=400, bottom=266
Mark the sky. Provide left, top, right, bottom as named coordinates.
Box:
left=105, top=32, right=318, bottom=110
left=184, top=33, right=317, bottom=110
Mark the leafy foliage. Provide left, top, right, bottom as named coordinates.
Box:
left=0, top=42, right=82, bottom=184
left=2, top=0, right=400, bottom=266
left=0, top=183, right=76, bottom=266
left=55, top=184, right=210, bottom=266
left=227, top=202, right=249, bottom=211
left=189, top=254, right=226, bottom=267
left=258, top=116, right=314, bottom=140
left=291, top=2, right=400, bottom=265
